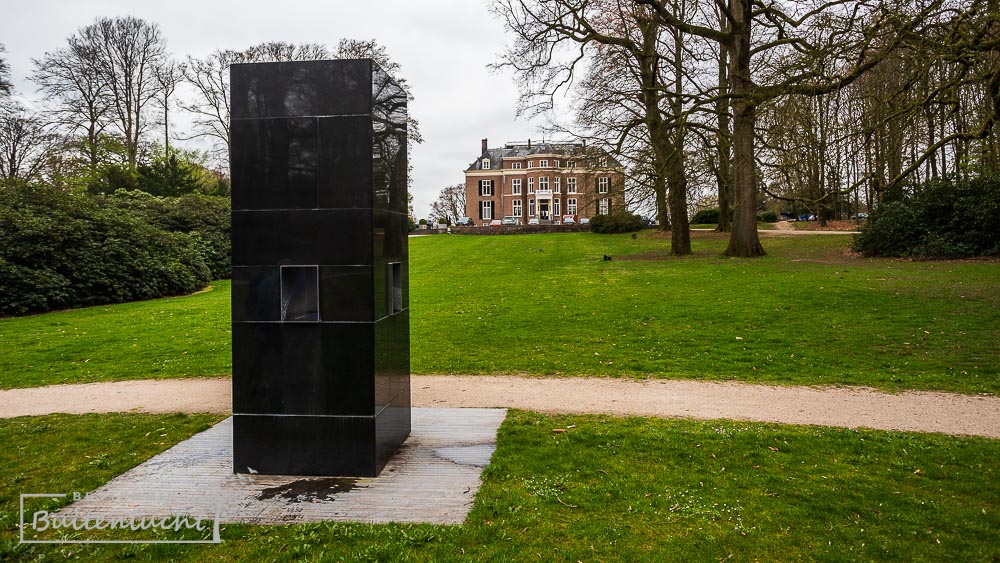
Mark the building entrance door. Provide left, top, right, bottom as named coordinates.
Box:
left=540, top=202, right=549, bottom=220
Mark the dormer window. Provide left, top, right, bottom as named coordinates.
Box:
left=482, top=159, right=491, bottom=169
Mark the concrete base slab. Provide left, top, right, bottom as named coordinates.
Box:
left=57, top=408, right=507, bottom=525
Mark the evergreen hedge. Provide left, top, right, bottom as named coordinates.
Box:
left=0, top=183, right=229, bottom=315
left=853, top=171, right=1000, bottom=258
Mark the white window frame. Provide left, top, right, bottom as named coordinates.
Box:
left=554, top=199, right=561, bottom=216
left=482, top=159, right=491, bottom=169
left=529, top=199, right=536, bottom=216
left=567, top=198, right=578, bottom=215
left=512, top=199, right=522, bottom=217
left=567, top=178, right=577, bottom=193
left=554, top=160, right=560, bottom=168
left=539, top=159, right=548, bottom=168
left=511, top=178, right=522, bottom=195
left=482, top=200, right=494, bottom=220
left=527, top=161, right=534, bottom=169
left=599, top=157, right=608, bottom=167
left=598, top=177, right=610, bottom=193
left=512, top=161, right=522, bottom=169
left=480, top=179, right=493, bottom=196
left=528, top=177, right=535, bottom=193
left=553, top=177, right=561, bottom=193
left=568, top=161, right=577, bottom=168
left=539, top=177, right=549, bottom=191
left=598, top=198, right=609, bottom=215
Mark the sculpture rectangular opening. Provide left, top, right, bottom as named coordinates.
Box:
left=280, top=265, right=319, bottom=322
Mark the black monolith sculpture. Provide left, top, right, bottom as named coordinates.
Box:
left=230, top=59, right=410, bottom=476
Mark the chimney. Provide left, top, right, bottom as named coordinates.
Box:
left=527, top=138, right=532, bottom=149
left=481, top=138, right=488, bottom=154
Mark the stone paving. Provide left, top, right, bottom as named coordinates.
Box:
left=56, top=408, right=507, bottom=525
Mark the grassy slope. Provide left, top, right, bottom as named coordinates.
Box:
left=2, top=411, right=997, bottom=561
left=1, top=233, right=997, bottom=393
left=411, top=232, right=999, bottom=393
left=0, top=281, right=232, bottom=389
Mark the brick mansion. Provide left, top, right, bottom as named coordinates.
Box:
left=464, top=139, right=625, bottom=225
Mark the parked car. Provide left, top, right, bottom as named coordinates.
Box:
left=850, top=213, right=869, bottom=220
left=528, top=217, right=540, bottom=225
left=579, top=217, right=590, bottom=225
left=488, top=219, right=503, bottom=226
left=502, top=216, right=519, bottom=225
left=454, top=217, right=474, bottom=226
left=562, top=215, right=576, bottom=224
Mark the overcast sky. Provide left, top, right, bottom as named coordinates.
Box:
left=0, top=0, right=555, bottom=218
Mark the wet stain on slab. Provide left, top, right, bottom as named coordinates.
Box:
left=258, top=477, right=364, bottom=502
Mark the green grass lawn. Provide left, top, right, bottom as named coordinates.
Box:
left=1, top=231, right=997, bottom=393
left=3, top=411, right=997, bottom=561
left=0, top=282, right=232, bottom=389
left=0, top=413, right=222, bottom=557
left=412, top=232, right=999, bottom=394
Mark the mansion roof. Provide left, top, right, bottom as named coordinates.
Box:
left=466, top=141, right=623, bottom=172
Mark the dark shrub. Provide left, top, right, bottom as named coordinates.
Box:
left=589, top=212, right=644, bottom=234
left=756, top=210, right=779, bottom=223
left=853, top=201, right=920, bottom=256
left=692, top=208, right=720, bottom=224
left=853, top=171, right=1000, bottom=258
left=0, top=182, right=211, bottom=316
left=104, top=190, right=231, bottom=280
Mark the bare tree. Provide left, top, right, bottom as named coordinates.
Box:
left=180, top=50, right=238, bottom=163
left=82, top=16, right=166, bottom=170
left=182, top=39, right=420, bottom=166
left=0, top=102, right=59, bottom=183
left=0, top=43, right=12, bottom=97
left=754, top=2, right=1000, bottom=219
left=430, top=184, right=467, bottom=224
left=494, top=0, right=694, bottom=254
left=30, top=37, right=111, bottom=174
left=335, top=38, right=422, bottom=144
left=153, top=59, right=183, bottom=155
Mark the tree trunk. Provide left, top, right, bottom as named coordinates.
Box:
left=724, top=0, right=765, bottom=257
left=163, top=91, right=170, bottom=155
left=637, top=14, right=686, bottom=249
left=655, top=176, right=670, bottom=231
left=668, top=20, right=691, bottom=254
left=715, top=24, right=732, bottom=233
left=666, top=150, right=691, bottom=253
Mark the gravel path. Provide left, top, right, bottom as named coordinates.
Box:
left=2, top=376, right=997, bottom=438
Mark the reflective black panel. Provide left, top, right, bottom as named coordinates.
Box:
left=234, top=414, right=376, bottom=476
left=231, top=267, right=280, bottom=322
left=318, top=116, right=373, bottom=209
left=230, top=118, right=317, bottom=211
left=231, top=60, right=372, bottom=119
left=319, top=266, right=373, bottom=322
left=232, top=210, right=373, bottom=266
